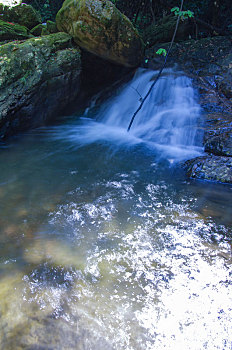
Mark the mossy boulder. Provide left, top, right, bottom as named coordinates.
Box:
left=30, top=21, right=58, bottom=37
left=0, top=32, right=82, bottom=139
left=0, top=19, right=31, bottom=41
left=56, top=0, right=144, bottom=67
left=0, top=3, right=42, bottom=29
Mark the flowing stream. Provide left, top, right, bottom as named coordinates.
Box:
left=0, top=68, right=232, bottom=350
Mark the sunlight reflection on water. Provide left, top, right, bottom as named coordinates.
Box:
left=1, top=173, right=230, bottom=350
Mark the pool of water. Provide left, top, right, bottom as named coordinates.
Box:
left=0, top=69, right=232, bottom=349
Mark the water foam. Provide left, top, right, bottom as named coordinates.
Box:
left=50, top=68, right=203, bottom=162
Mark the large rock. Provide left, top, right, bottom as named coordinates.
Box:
left=0, top=32, right=82, bottom=139
left=56, top=0, right=144, bottom=67
left=0, top=3, right=42, bottom=29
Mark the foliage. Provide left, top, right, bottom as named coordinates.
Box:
left=132, top=13, right=150, bottom=31
left=156, top=48, right=167, bottom=56
left=24, top=0, right=63, bottom=21
left=23, top=0, right=231, bottom=34
left=171, top=6, right=194, bottom=20
left=41, top=0, right=53, bottom=20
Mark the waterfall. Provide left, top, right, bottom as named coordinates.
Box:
left=52, top=68, right=203, bottom=161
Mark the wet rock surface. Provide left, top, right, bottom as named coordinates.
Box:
left=146, top=35, right=232, bottom=183
left=0, top=32, right=82, bottom=139
left=185, top=155, right=232, bottom=183
left=204, top=125, right=232, bottom=157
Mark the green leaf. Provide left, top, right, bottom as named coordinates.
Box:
left=171, top=6, right=179, bottom=13
left=156, top=48, right=167, bottom=57
left=187, top=10, right=194, bottom=18
left=171, top=7, right=194, bottom=19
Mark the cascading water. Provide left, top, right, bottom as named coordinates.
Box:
left=0, top=68, right=231, bottom=350
left=52, top=68, right=203, bottom=161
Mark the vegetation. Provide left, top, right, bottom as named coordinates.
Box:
left=156, top=48, right=167, bottom=56
left=170, top=6, right=194, bottom=20
left=155, top=6, right=193, bottom=57
left=22, top=0, right=232, bottom=37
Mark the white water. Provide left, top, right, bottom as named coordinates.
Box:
left=52, top=68, right=203, bottom=161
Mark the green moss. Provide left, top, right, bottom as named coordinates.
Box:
left=30, top=24, right=44, bottom=36
left=41, top=27, right=50, bottom=36
left=56, top=0, right=144, bottom=67
left=0, top=19, right=31, bottom=41
left=0, top=32, right=77, bottom=90
left=0, top=31, right=82, bottom=138
left=46, top=20, right=58, bottom=34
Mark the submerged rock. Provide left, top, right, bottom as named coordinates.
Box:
left=56, top=0, right=144, bottom=67
left=0, top=3, right=42, bottom=29
left=0, top=32, right=82, bottom=139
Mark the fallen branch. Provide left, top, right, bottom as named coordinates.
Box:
left=127, top=0, right=184, bottom=132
